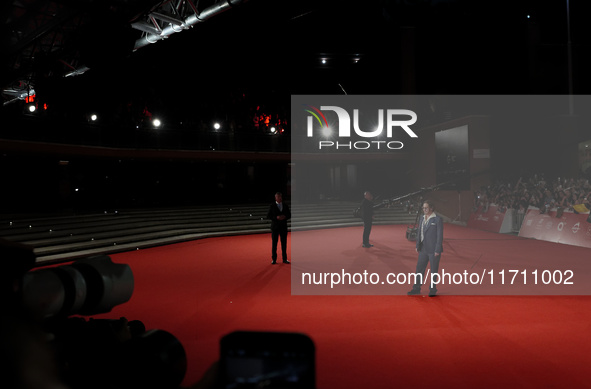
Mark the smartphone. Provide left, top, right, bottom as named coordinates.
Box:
left=219, top=331, right=316, bottom=389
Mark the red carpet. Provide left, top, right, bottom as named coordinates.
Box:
left=91, top=224, right=591, bottom=388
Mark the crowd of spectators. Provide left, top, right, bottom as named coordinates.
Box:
left=474, top=174, right=591, bottom=215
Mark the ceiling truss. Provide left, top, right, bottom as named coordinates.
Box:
left=2, top=0, right=248, bottom=105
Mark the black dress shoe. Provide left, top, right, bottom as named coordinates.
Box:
left=407, top=288, right=421, bottom=296
left=283, top=260, right=290, bottom=264
left=362, top=244, right=374, bottom=248
left=428, top=289, right=437, bottom=297
left=271, top=261, right=277, bottom=264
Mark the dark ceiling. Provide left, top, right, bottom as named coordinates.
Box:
left=2, top=0, right=591, bottom=119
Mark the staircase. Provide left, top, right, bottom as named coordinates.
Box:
left=0, top=202, right=418, bottom=264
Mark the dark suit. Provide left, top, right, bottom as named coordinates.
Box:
left=361, top=198, right=374, bottom=246
left=267, top=201, right=291, bottom=262
left=413, top=213, right=444, bottom=292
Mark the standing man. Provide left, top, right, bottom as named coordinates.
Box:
left=361, top=191, right=375, bottom=248
left=267, top=192, right=291, bottom=264
left=408, top=200, right=444, bottom=296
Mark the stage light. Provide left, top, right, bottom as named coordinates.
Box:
left=28, top=104, right=36, bottom=113
left=321, top=59, right=327, bottom=64
left=90, top=114, right=98, bottom=121
left=213, top=122, right=221, bottom=130
left=270, top=127, right=277, bottom=134
left=153, top=118, right=162, bottom=127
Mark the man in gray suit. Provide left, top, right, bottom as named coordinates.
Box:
left=408, top=200, right=444, bottom=297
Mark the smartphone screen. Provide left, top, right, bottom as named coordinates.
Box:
left=219, top=331, right=315, bottom=389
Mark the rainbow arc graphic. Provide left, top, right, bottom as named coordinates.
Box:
left=303, top=104, right=328, bottom=128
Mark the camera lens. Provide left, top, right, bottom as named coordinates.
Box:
left=22, top=255, right=134, bottom=319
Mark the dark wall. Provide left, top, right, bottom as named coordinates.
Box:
left=406, top=116, right=492, bottom=221
left=0, top=153, right=290, bottom=214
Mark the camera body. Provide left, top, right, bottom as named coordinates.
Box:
left=0, top=240, right=186, bottom=389
left=219, top=331, right=316, bottom=389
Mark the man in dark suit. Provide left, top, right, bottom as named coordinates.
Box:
left=361, top=191, right=375, bottom=248
left=267, top=192, right=291, bottom=264
left=408, top=200, right=444, bottom=296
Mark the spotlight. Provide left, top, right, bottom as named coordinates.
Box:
left=90, top=114, right=98, bottom=121
left=213, top=122, right=221, bottom=130
left=153, top=118, right=162, bottom=128
left=270, top=127, right=277, bottom=134
left=27, top=104, right=36, bottom=113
